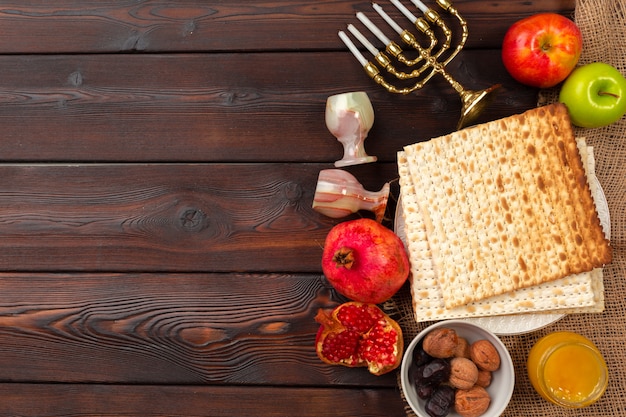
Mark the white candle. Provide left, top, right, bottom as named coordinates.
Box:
left=338, top=31, right=368, bottom=66
left=410, top=0, right=429, bottom=14
left=347, top=24, right=379, bottom=57
left=372, top=3, right=404, bottom=35
left=390, top=0, right=418, bottom=23
left=356, top=12, right=391, bottom=45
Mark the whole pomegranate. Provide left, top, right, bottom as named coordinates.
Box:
left=315, top=301, right=403, bottom=376
left=322, top=218, right=409, bottom=304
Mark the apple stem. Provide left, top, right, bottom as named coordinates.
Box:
left=599, top=91, right=620, bottom=99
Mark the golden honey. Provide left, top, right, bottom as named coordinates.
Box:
left=527, top=331, right=608, bottom=408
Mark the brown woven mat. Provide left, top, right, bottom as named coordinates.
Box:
left=392, top=0, right=626, bottom=415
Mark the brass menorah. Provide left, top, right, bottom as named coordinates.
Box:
left=339, top=0, right=500, bottom=129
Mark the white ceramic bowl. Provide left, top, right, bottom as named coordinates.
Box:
left=400, top=320, right=515, bottom=417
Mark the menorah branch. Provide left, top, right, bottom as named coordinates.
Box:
left=338, top=0, right=499, bottom=129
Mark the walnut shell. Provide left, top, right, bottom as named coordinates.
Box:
left=449, top=357, right=478, bottom=390
left=455, top=386, right=491, bottom=417
left=422, top=328, right=458, bottom=359
left=475, top=369, right=492, bottom=388
left=454, top=337, right=472, bottom=359
left=470, top=339, right=501, bottom=371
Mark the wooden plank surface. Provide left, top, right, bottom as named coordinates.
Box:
left=0, top=384, right=407, bottom=417
left=0, top=0, right=578, bottom=415
left=0, top=163, right=396, bottom=271
left=0, top=1, right=574, bottom=53
left=0, top=272, right=397, bottom=386
left=0, top=51, right=538, bottom=162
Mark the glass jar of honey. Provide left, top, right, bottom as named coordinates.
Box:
left=527, top=331, right=608, bottom=408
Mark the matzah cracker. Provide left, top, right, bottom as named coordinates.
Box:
left=398, top=148, right=603, bottom=322
left=402, top=104, right=611, bottom=309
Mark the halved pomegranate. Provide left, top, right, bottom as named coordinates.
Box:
left=314, top=301, right=403, bottom=376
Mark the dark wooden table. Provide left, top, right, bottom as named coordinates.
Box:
left=0, top=1, right=575, bottom=416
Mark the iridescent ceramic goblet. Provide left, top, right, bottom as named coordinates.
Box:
left=325, top=91, right=377, bottom=167
left=312, top=169, right=389, bottom=222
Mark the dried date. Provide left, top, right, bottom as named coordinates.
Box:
left=425, top=385, right=455, bottom=417
left=413, top=343, right=434, bottom=367
left=416, top=383, right=435, bottom=399
left=414, top=358, right=451, bottom=386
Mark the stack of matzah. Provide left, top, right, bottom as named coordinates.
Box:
left=398, top=104, right=612, bottom=322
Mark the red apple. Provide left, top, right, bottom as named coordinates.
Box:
left=502, top=13, right=582, bottom=88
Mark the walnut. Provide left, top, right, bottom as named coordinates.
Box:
left=470, top=339, right=501, bottom=371
left=455, top=386, right=491, bottom=417
left=449, top=357, right=478, bottom=390
left=475, top=369, right=492, bottom=388
left=422, top=328, right=458, bottom=358
left=454, top=337, right=471, bottom=358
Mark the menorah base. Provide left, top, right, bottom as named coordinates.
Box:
left=457, top=84, right=501, bottom=129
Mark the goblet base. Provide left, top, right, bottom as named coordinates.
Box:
left=334, top=155, right=377, bottom=168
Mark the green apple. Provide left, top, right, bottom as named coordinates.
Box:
left=559, top=62, right=626, bottom=128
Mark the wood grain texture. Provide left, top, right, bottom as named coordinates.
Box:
left=0, top=383, right=407, bottom=417
left=0, top=0, right=575, bottom=53
left=0, top=272, right=396, bottom=386
left=0, top=163, right=397, bottom=272
left=0, top=1, right=580, bottom=415
left=0, top=51, right=539, bottom=162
